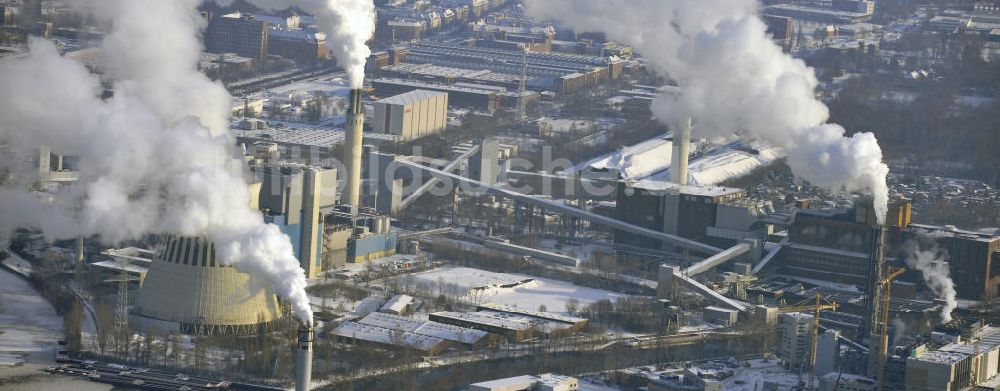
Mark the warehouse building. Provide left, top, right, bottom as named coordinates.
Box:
left=332, top=321, right=449, bottom=354
left=372, top=78, right=499, bottom=111
left=476, top=303, right=588, bottom=332
left=356, top=312, right=489, bottom=347
left=373, top=90, right=448, bottom=141
left=429, top=311, right=534, bottom=342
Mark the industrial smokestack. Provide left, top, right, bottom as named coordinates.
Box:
left=670, top=118, right=691, bottom=186
left=342, top=88, right=364, bottom=211
left=296, top=324, right=314, bottom=391
left=76, top=236, right=85, bottom=264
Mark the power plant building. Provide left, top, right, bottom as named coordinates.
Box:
left=256, top=164, right=339, bottom=277
left=901, top=224, right=1000, bottom=300
left=131, top=182, right=285, bottom=335
left=372, top=90, right=448, bottom=142
left=132, top=235, right=284, bottom=335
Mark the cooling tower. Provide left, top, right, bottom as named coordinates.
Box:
left=342, top=88, right=364, bottom=210
left=671, top=118, right=691, bottom=186
left=132, top=234, right=284, bottom=335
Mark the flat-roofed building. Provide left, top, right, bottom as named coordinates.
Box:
left=205, top=12, right=269, bottom=62
left=468, top=373, right=578, bottom=391
left=906, top=326, right=1000, bottom=390
left=430, top=311, right=534, bottom=341
left=373, top=90, right=448, bottom=142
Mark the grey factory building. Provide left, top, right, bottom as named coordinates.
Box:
left=372, top=89, right=448, bottom=142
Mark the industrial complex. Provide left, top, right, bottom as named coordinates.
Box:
left=1, top=0, right=999, bottom=391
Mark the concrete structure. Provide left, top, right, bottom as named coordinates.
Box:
left=614, top=180, right=748, bottom=249
left=703, top=306, right=738, bottom=327
left=295, top=325, right=313, bottom=391
left=255, top=164, right=337, bottom=277
left=325, top=207, right=397, bottom=263
left=670, top=118, right=691, bottom=186
left=372, top=78, right=500, bottom=111
left=483, top=239, right=581, bottom=267
left=832, top=0, right=875, bottom=14
left=468, top=373, right=578, bottom=391
left=765, top=3, right=874, bottom=23
left=205, top=12, right=269, bottom=62
left=906, top=326, right=1000, bottom=391
left=37, top=146, right=79, bottom=182
left=343, top=88, right=365, bottom=209
left=373, top=90, right=448, bottom=141
left=903, top=224, right=1000, bottom=300
left=132, top=235, right=284, bottom=335
left=779, top=312, right=814, bottom=371
left=268, top=28, right=331, bottom=63
left=816, top=329, right=841, bottom=377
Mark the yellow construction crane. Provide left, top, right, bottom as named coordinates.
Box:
left=777, top=293, right=839, bottom=389
left=875, top=266, right=906, bottom=391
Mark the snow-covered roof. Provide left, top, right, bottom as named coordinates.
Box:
left=380, top=294, right=414, bottom=314
left=630, top=179, right=744, bottom=199
left=431, top=311, right=532, bottom=331
left=357, top=312, right=488, bottom=344
left=358, top=311, right=422, bottom=332
left=478, top=303, right=587, bottom=325
left=332, top=321, right=445, bottom=351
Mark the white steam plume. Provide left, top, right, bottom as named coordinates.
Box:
left=240, top=0, right=375, bottom=87
left=903, top=239, right=957, bottom=324
left=525, top=0, right=890, bottom=223
left=0, top=0, right=312, bottom=325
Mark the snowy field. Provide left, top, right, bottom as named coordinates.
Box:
left=400, top=266, right=626, bottom=313
left=0, top=268, right=62, bottom=367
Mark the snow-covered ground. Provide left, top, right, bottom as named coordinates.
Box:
left=725, top=359, right=803, bottom=390
left=0, top=268, right=62, bottom=367
left=400, top=266, right=626, bottom=313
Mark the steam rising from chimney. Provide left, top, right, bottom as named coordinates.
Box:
left=903, top=239, right=957, bottom=324
left=525, top=0, right=890, bottom=223
left=0, top=0, right=313, bottom=326
left=242, top=0, right=375, bottom=88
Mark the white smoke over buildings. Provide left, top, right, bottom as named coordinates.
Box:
left=0, top=0, right=312, bottom=325
left=242, top=0, right=375, bottom=88
left=903, top=239, right=958, bottom=324
left=525, top=0, right=890, bottom=223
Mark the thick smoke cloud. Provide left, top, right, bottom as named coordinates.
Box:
left=0, top=0, right=312, bottom=325
left=903, top=239, right=957, bottom=324
left=525, top=0, right=890, bottom=223
left=241, top=0, right=375, bottom=88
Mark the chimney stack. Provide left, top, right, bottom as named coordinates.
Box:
left=670, top=118, right=691, bottom=186
left=342, top=88, right=365, bottom=211
left=296, top=324, right=314, bottom=391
